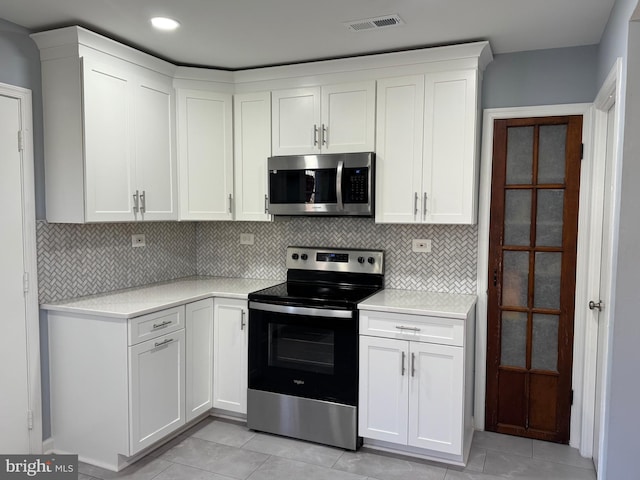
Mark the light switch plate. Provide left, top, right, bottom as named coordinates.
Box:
left=412, top=238, right=431, bottom=253
left=240, top=233, right=255, bottom=245
left=132, top=234, right=146, bottom=248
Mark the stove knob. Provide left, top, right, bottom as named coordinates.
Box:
left=291, top=253, right=299, bottom=260
left=358, top=256, right=365, bottom=264
left=301, top=253, right=308, bottom=261
left=368, top=257, right=375, bottom=265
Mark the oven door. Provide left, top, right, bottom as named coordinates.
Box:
left=248, top=302, right=358, bottom=406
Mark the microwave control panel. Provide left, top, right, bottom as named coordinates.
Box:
left=343, top=167, right=369, bottom=203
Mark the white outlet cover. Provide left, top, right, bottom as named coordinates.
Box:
left=240, top=233, right=255, bottom=245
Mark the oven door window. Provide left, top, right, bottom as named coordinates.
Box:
left=269, top=324, right=334, bottom=375
left=249, top=308, right=357, bottom=406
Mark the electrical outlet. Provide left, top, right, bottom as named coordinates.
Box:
left=412, top=238, right=431, bottom=253
left=132, top=234, right=146, bottom=248
left=240, top=233, right=255, bottom=245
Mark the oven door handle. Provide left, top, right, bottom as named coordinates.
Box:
left=249, top=301, right=354, bottom=319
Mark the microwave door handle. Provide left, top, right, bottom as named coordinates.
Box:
left=336, top=159, right=344, bottom=211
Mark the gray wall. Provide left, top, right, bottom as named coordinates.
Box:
left=482, top=45, right=599, bottom=109
left=597, top=0, right=640, bottom=477
left=0, top=18, right=45, bottom=220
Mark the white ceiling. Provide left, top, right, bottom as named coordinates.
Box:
left=0, top=0, right=617, bottom=70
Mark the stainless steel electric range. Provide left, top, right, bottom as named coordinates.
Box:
left=247, top=246, right=385, bottom=450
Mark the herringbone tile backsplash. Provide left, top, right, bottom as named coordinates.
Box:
left=37, top=218, right=477, bottom=303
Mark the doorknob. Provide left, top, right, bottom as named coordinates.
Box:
left=589, top=300, right=603, bottom=311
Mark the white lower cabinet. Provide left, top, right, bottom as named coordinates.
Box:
left=213, top=298, right=248, bottom=414
left=186, top=298, right=214, bottom=421
left=128, top=330, right=186, bottom=455
left=358, top=307, right=473, bottom=465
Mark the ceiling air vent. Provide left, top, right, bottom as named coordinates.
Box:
left=344, top=14, right=405, bottom=32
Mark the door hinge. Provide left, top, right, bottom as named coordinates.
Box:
left=27, top=410, right=33, bottom=430
left=580, top=143, right=584, bottom=160
left=570, top=389, right=574, bottom=406
left=18, top=130, right=24, bottom=152
left=23, top=272, right=29, bottom=294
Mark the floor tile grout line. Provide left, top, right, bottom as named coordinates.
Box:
left=243, top=452, right=272, bottom=480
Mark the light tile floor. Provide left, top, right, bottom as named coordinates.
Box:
left=79, top=417, right=597, bottom=480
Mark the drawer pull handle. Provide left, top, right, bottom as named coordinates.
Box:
left=401, top=351, right=406, bottom=376
left=154, top=338, right=174, bottom=348
left=395, top=325, right=421, bottom=332
left=152, top=320, right=172, bottom=329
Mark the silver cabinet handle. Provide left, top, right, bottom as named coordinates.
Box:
left=154, top=338, right=174, bottom=348
left=395, top=325, right=421, bottom=332
left=152, top=320, right=172, bottom=329
left=321, top=124, right=327, bottom=146
left=423, top=192, right=427, bottom=220
left=228, top=193, right=233, bottom=214
left=241, top=310, right=246, bottom=330
left=133, top=190, right=139, bottom=213
left=313, top=124, right=319, bottom=146
left=414, top=192, right=418, bottom=216
left=411, top=352, right=416, bottom=377
left=264, top=195, right=269, bottom=214
left=401, top=351, right=406, bottom=376
left=139, top=190, right=146, bottom=213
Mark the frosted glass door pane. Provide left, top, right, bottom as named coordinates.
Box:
left=532, top=314, right=559, bottom=371
left=504, top=190, right=531, bottom=246
left=534, top=252, right=561, bottom=310
left=536, top=189, right=564, bottom=247
left=501, top=311, right=527, bottom=368
left=502, top=251, right=529, bottom=307
left=538, top=125, right=567, bottom=184
left=506, top=127, right=533, bottom=185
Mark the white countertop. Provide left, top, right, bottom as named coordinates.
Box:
left=41, top=276, right=282, bottom=319
left=358, top=289, right=477, bottom=319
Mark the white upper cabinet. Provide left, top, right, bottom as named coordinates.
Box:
left=375, top=70, right=480, bottom=225
left=233, top=92, right=272, bottom=221
left=34, top=28, right=177, bottom=223
left=272, top=81, right=376, bottom=155
left=176, top=89, right=233, bottom=220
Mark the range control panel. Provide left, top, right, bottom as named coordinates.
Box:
left=286, top=246, right=384, bottom=275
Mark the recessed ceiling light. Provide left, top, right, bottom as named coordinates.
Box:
left=150, top=17, right=180, bottom=31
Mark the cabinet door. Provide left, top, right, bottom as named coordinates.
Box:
left=408, top=342, right=464, bottom=454
left=321, top=81, right=376, bottom=153
left=358, top=336, right=409, bottom=444
left=186, top=299, right=214, bottom=422
left=423, top=70, right=478, bottom=224
left=177, top=89, right=233, bottom=220
left=233, top=92, right=272, bottom=221
left=374, top=76, right=425, bottom=224
left=213, top=298, right=248, bottom=413
left=129, top=330, right=185, bottom=455
left=135, top=71, right=177, bottom=220
left=83, top=57, right=136, bottom=222
left=272, top=87, right=321, bottom=155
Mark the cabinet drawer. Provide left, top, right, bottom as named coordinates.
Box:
left=359, top=310, right=464, bottom=347
left=128, top=306, right=185, bottom=345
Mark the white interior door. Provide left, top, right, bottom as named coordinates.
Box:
left=0, top=93, right=31, bottom=452
left=593, top=101, right=617, bottom=469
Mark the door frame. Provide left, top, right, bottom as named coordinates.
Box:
left=475, top=102, right=594, bottom=449
left=0, top=81, right=42, bottom=452
left=585, top=59, right=623, bottom=471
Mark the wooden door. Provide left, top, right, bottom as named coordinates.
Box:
left=486, top=116, right=582, bottom=443
left=271, top=87, right=320, bottom=155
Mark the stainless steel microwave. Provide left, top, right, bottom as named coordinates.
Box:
left=267, top=152, right=374, bottom=216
